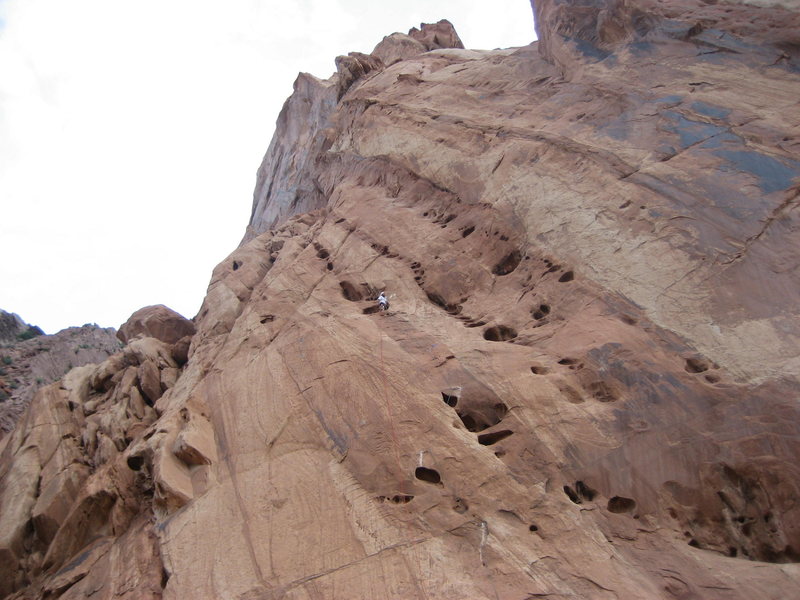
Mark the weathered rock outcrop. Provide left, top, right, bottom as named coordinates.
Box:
left=0, top=311, right=42, bottom=344
left=0, top=316, right=120, bottom=437
left=116, top=305, right=196, bottom=351
left=0, top=310, right=195, bottom=598
left=2, top=2, right=800, bottom=598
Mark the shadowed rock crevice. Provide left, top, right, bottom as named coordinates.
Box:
left=415, top=467, right=442, bottom=485
left=483, top=325, right=517, bottom=342
left=492, top=250, right=522, bottom=276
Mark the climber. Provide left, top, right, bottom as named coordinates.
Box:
left=377, top=291, right=389, bottom=311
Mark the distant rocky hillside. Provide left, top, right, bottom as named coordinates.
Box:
left=0, top=311, right=121, bottom=436
left=2, top=1, right=800, bottom=599
left=0, top=311, right=42, bottom=344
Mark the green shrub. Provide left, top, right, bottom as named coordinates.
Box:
left=0, top=368, right=6, bottom=376
left=0, top=390, right=8, bottom=402
left=36, top=377, right=44, bottom=384
left=2, top=356, right=12, bottom=365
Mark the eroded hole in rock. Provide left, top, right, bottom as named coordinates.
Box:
left=529, top=524, right=539, bottom=532
left=688, top=538, right=700, bottom=548
left=492, top=250, right=522, bottom=276
left=453, top=497, right=468, bottom=513
left=457, top=402, right=507, bottom=433
left=339, top=281, right=363, bottom=302
left=317, top=249, right=330, bottom=259
left=161, top=568, right=170, bottom=589
left=498, top=509, right=522, bottom=522
left=558, top=270, right=574, bottom=282
left=260, top=315, right=275, bottom=324
left=462, top=225, right=475, bottom=238
left=705, top=373, right=720, bottom=383
left=388, top=495, right=414, bottom=504
left=620, top=314, right=637, bottom=325
left=576, top=480, right=597, bottom=501
left=532, top=304, right=551, bottom=320
left=442, top=392, right=458, bottom=407
left=477, top=430, right=514, bottom=446
left=530, top=365, right=549, bottom=375
left=685, top=357, right=710, bottom=373
left=607, top=496, right=636, bottom=513
left=415, top=467, right=442, bottom=485
left=232, top=260, right=242, bottom=271
left=326, top=262, right=334, bottom=271
left=426, top=291, right=447, bottom=308
left=588, top=381, right=617, bottom=402
left=127, top=456, right=144, bottom=471
left=564, top=485, right=581, bottom=504
left=458, top=412, right=478, bottom=431
left=483, top=325, right=517, bottom=342
left=426, top=291, right=462, bottom=314
left=494, top=403, right=508, bottom=420
left=362, top=305, right=382, bottom=314
left=558, top=358, right=578, bottom=365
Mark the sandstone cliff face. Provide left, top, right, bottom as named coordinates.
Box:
left=2, top=6, right=800, bottom=600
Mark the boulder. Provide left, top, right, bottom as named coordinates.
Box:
left=408, top=19, right=464, bottom=51
left=117, top=305, right=196, bottom=345
left=371, top=32, right=427, bottom=65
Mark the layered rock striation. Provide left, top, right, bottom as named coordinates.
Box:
left=2, top=4, right=800, bottom=599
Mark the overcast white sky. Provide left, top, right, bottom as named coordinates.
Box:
left=0, top=0, right=536, bottom=334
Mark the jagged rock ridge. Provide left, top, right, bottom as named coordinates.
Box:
left=2, top=5, right=800, bottom=599
left=0, top=311, right=120, bottom=437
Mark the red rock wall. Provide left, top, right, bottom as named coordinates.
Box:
left=2, top=6, right=800, bottom=600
